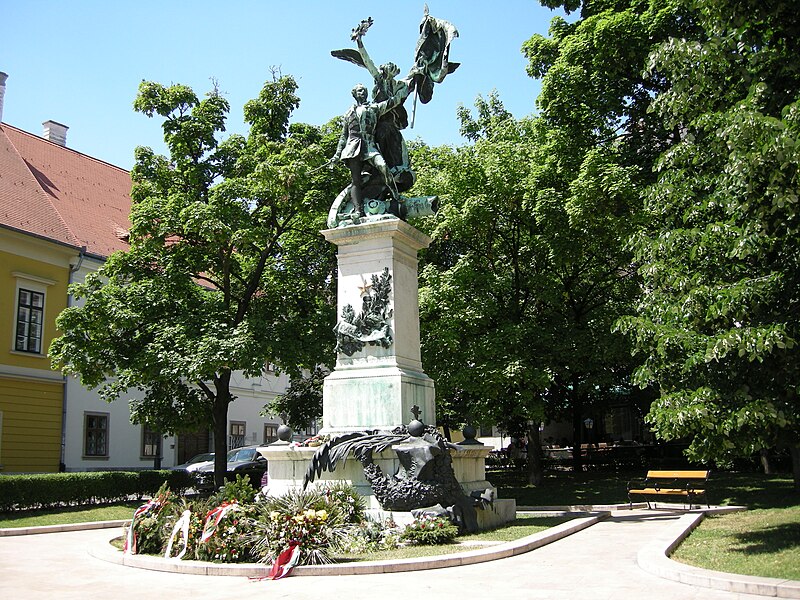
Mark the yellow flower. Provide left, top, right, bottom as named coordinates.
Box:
left=315, top=510, right=328, bottom=521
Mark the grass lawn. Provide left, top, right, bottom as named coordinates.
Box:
left=672, top=508, right=800, bottom=580
left=0, top=502, right=139, bottom=528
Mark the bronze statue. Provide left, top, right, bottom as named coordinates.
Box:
left=327, top=10, right=458, bottom=228
left=332, top=81, right=410, bottom=218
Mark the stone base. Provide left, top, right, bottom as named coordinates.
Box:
left=321, top=366, right=435, bottom=436
left=259, top=442, right=515, bottom=531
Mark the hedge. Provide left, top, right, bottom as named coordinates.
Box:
left=0, top=470, right=193, bottom=512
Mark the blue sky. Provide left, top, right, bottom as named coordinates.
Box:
left=3, top=1, right=564, bottom=170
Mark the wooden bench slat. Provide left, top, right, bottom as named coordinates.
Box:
left=628, top=469, right=710, bottom=509
left=646, top=470, right=709, bottom=479
left=629, top=488, right=705, bottom=495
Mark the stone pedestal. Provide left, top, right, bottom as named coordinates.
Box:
left=261, top=218, right=516, bottom=531
left=320, top=219, right=435, bottom=433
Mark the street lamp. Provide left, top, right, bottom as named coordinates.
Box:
left=583, top=417, right=594, bottom=454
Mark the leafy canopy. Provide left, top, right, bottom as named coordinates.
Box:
left=51, top=75, right=341, bottom=441
left=617, top=0, right=800, bottom=466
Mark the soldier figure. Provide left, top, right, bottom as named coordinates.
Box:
left=333, top=82, right=410, bottom=217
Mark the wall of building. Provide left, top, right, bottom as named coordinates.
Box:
left=0, top=230, right=75, bottom=473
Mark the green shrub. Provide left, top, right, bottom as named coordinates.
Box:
left=210, top=475, right=257, bottom=505
left=0, top=470, right=191, bottom=512
left=337, top=517, right=401, bottom=553
left=400, top=515, right=459, bottom=545
left=320, top=480, right=367, bottom=524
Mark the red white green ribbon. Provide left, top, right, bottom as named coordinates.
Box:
left=164, top=509, right=192, bottom=559
left=123, top=498, right=162, bottom=554
left=200, top=501, right=238, bottom=543
left=267, top=541, right=301, bottom=579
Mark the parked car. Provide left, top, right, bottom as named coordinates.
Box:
left=171, top=452, right=214, bottom=472
left=193, top=445, right=267, bottom=491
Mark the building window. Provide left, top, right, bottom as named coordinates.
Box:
left=15, top=288, right=44, bottom=353
left=264, top=424, right=278, bottom=444
left=84, top=413, right=109, bottom=458
left=141, top=424, right=161, bottom=458
left=305, top=421, right=318, bottom=436
left=480, top=424, right=493, bottom=438
left=229, top=421, right=246, bottom=449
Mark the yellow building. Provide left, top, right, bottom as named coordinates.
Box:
left=0, top=74, right=294, bottom=473
left=0, top=116, right=131, bottom=473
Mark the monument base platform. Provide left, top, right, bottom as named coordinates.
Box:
left=260, top=443, right=515, bottom=531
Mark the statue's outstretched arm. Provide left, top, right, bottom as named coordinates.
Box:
left=356, top=38, right=380, bottom=79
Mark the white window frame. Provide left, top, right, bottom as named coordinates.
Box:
left=263, top=423, right=278, bottom=444
left=11, top=273, right=55, bottom=356
left=141, top=424, right=161, bottom=459
left=229, top=421, right=246, bottom=449
left=83, top=412, right=110, bottom=459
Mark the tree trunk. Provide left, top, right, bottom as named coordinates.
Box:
left=442, top=423, right=451, bottom=442
left=571, top=399, right=584, bottom=473
left=527, top=423, right=544, bottom=486
left=211, top=370, right=233, bottom=490
left=759, top=448, right=773, bottom=475
left=790, top=445, right=800, bottom=493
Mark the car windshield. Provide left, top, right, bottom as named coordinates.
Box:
left=226, top=447, right=257, bottom=462
left=188, top=453, right=213, bottom=464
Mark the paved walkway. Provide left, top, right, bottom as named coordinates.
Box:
left=0, top=509, right=791, bottom=600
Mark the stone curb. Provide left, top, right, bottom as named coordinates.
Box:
left=87, top=511, right=611, bottom=577
left=636, top=506, right=800, bottom=599
left=0, top=519, right=129, bottom=537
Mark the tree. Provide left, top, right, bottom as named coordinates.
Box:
left=413, top=104, right=551, bottom=483
left=413, top=90, right=639, bottom=483
left=51, top=76, right=342, bottom=488
left=517, top=0, right=701, bottom=470
left=617, top=0, right=800, bottom=488
left=267, top=365, right=328, bottom=433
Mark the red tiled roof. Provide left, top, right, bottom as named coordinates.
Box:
left=0, top=122, right=132, bottom=258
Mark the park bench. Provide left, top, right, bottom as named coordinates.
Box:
left=627, top=469, right=710, bottom=509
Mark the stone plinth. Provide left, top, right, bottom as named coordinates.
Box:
left=320, top=219, right=435, bottom=433
left=262, top=443, right=499, bottom=511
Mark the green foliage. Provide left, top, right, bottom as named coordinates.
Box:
left=244, top=486, right=357, bottom=565
left=400, top=515, right=459, bottom=545
left=616, top=0, right=800, bottom=474
left=266, top=365, right=328, bottom=432
left=335, top=517, right=401, bottom=554
left=194, top=503, right=253, bottom=563
left=50, top=74, right=341, bottom=488
left=127, top=482, right=174, bottom=555
left=0, top=470, right=191, bottom=512
left=319, top=480, right=368, bottom=524
left=159, top=496, right=209, bottom=559
left=210, top=474, right=258, bottom=505
left=413, top=98, right=639, bottom=451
